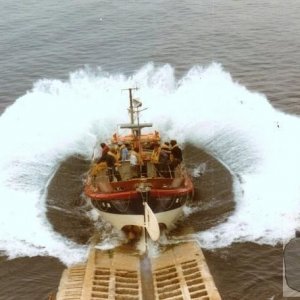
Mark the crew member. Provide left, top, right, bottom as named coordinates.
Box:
left=98, top=146, right=121, bottom=182
left=121, top=143, right=131, bottom=161
left=170, top=139, right=183, bottom=177
left=108, top=148, right=122, bottom=181
left=159, top=143, right=171, bottom=177
left=130, top=147, right=143, bottom=177
left=97, top=143, right=109, bottom=163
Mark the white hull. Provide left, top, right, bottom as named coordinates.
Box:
left=98, top=206, right=184, bottom=230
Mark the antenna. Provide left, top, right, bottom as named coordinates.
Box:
left=133, top=98, right=142, bottom=108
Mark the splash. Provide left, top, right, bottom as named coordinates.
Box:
left=0, top=62, right=299, bottom=263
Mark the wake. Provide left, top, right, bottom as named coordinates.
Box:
left=0, top=62, right=299, bottom=264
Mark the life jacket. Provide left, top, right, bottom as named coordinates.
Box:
left=151, top=147, right=161, bottom=163
left=91, top=162, right=107, bottom=176
left=106, top=151, right=117, bottom=167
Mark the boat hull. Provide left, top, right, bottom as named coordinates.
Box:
left=86, top=176, right=194, bottom=232
left=97, top=206, right=184, bottom=230
left=90, top=192, right=190, bottom=229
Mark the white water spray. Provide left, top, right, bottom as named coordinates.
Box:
left=0, top=62, right=299, bottom=264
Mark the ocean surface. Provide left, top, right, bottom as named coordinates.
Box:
left=1, top=1, right=300, bottom=299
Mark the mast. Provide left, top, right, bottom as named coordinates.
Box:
left=120, top=88, right=153, bottom=155
left=127, top=87, right=138, bottom=125
left=121, top=87, right=152, bottom=134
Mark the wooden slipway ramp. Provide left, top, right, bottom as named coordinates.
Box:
left=55, top=241, right=221, bottom=300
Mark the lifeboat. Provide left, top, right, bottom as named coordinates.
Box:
left=84, top=88, right=194, bottom=242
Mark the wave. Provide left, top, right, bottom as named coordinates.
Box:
left=0, top=62, right=299, bottom=264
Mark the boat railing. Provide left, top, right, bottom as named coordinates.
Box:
left=87, top=156, right=188, bottom=192
left=87, top=173, right=190, bottom=195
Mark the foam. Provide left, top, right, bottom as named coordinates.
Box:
left=0, top=62, right=299, bottom=263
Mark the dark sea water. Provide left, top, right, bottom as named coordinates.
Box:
left=1, top=1, right=300, bottom=299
